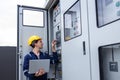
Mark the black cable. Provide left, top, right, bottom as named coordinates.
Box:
left=112, top=46, right=114, bottom=62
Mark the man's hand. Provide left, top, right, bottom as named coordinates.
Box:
left=51, top=40, right=57, bottom=52
left=35, top=68, right=45, bottom=77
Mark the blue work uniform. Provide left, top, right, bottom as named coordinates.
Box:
left=23, top=51, right=58, bottom=80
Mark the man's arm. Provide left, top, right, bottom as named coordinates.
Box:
left=51, top=40, right=59, bottom=63
left=23, top=54, right=35, bottom=78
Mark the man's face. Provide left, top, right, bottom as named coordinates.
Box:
left=35, top=39, right=43, bottom=49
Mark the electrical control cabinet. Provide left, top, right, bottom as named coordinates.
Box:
left=60, top=0, right=91, bottom=80
left=17, top=0, right=120, bottom=80
left=48, top=1, right=62, bottom=80
left=88, top=0, right=120, bottom=80
left=53, top=3, right=62, bottom=80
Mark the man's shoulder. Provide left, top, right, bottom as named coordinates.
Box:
left=24, top=52, right=33, bottom=59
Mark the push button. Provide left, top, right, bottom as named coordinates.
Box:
left=116, top=1, right=120, bottom=7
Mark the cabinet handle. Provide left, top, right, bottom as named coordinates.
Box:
left=83, top=41, right=86, bottom=55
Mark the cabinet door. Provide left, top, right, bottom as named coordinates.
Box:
left=61, top=0, right=91, bottom=80
left=17, top=5, right=48, bottom=80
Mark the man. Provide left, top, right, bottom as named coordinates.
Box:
left=23, top=35, right=58, bottom=80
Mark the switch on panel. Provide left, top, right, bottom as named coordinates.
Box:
left=109, top=62, right=118, bottom=72
left=56, top=31, right=61, bottom=48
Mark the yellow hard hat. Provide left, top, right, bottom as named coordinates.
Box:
left=28, top=35, right=42, bottom=46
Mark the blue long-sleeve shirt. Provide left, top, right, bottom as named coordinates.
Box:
left=23, top=51, right=58, bottom=80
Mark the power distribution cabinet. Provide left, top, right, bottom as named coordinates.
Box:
left=18, top=1, right=63, bottom=80
left=48, top=1, right=62, bottom=80
left=88, top=0, right=120, bottom=80
left=60, top=0, right=91, bottom=80
left=53, top=2, right=62, bottom=80
left=18, top=5, right=48, bottom=80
